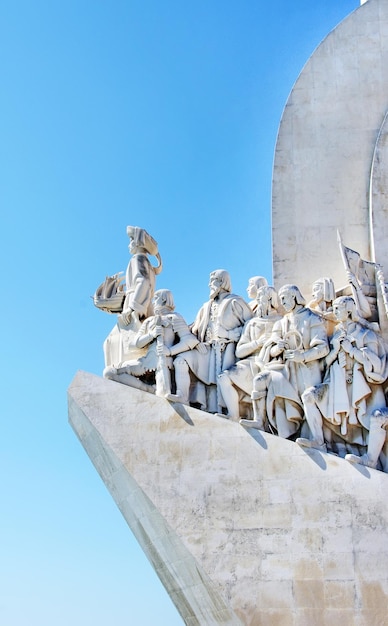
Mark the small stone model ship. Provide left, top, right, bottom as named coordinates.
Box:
left=93, top=272, right=125, bottom=313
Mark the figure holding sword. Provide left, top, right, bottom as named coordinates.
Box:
left=104, top=289, right=198, bottom=396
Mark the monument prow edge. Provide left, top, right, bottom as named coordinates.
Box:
left=68, top=370, right=388, bottom=626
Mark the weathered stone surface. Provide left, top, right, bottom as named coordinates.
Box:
left=68, top=371, right=388, bottom=625
left=272, top=0, right=388, bottom=298
left=370, top=110, right=388, bottom=336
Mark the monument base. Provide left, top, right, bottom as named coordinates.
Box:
left=68, top=370, right=388, bottom=626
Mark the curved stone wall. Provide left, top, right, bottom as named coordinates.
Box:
left=272, top=0, right=388, bottom=298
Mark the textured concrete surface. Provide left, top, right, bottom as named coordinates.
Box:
left=69, top=371, right=388, bottom=626
left=272, top=0, right=388, bottom=298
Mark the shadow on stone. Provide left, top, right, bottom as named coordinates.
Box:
left=172, top=403, right=195, bottom=426
left=346, top=462, right=372, bottom=479
left=245, top=428, right=268, bottom=449
left=298, top=446, right=328, bottom=470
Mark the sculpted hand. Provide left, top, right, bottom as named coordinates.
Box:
left=120, top=308, right=134, bottom=325
left=340, top=338, right=352, bottom=354
left=331, top=334, right=343, bottom=353
left=272, top=339, right=286, bottom=356
left=284, top=349, right=304, bottom=363
left=153, top=324, right=163, bottom=337
left=346, top=270, right=357, bottom=287
left=196, top=342, right=208, bottom=355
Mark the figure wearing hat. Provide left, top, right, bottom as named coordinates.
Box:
left=103, top=226, right=163, bottom=368
left=120, top=226, right=163, bottom=325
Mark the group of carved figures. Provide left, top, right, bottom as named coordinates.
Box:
left=94, top=226, right=388, bottom=473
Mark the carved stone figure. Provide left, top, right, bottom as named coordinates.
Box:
left=103, top=226, right=162, bottom=368
left=308, top=277, right=336, bottom=337
left=104, top=289, right=198, bottom=396
left=297, top=296, right=388, bottom=453
left=346, top=408, right=388, bottom=470
left=218, top=285, right=281, bottom=421
left=171, top=270, right=252, bottom=412
left=246, top=276, right=268, bottom=314
left=248, top=284, right=329, bottom=437
left=120, top=225, right=162, bottom=325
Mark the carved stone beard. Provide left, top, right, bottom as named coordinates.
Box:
left=210, top=286, right=222, bottom=301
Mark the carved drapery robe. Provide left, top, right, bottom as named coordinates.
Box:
left=256, top=307, right=329, bottom=438
left=182, top=294, right=252, bottom=410
left=226, top=313, right=281, bottom=396
left=311, top=322, right=388, bottom=445
left=124, top=252, right=156, bottom=319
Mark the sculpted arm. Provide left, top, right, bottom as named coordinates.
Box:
left=347, top=270, right=372, bottom=319
left=285, top=318, right=329, bottom=364
left=236, top=321, right=265, bottom=359
left=169, top=314, right=199, bottom=356
left=218, top=299, right=252, bottom=342
left=134, top=319, right=158, bottom=349
left=268, top=321, right=286, bottom=357
left=302, top=336, right=329, bottom=362
left=341, top=330, right=387, bottom=381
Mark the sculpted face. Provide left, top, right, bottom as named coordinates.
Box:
left=279, top=288, right=295, bottom=313
left=152, top=291, right=165, bottom=313
left=247, top=279, right=257, bottom=300
left=129, top=238, right=138, bottom=255
left=209, top=274, right=223, bottom=299
left=333, top=300, right=350, bottom=323
left=312, top=281, right=324, bottom=303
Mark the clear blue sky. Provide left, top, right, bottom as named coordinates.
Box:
left=1, top=1, right=358, bottom=624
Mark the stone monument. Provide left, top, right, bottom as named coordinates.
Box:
left=69, top=1, right=388, bottom=623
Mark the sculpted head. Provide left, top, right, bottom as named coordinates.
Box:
left=278, top=284, right=306, bottom=313
left=246, top=276, right=268, bottom=300
left=332, top=296, right=357, bottom=322
left=209, top=269, right=231, bottom=299
left=257, top=285, right=279, bottom=315
left=311, top=277, right=335, bottom=304
left=152, top=289, right=175, bottom=313
left=127, top=226, right=159, bottom=256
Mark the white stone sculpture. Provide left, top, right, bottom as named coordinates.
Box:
left=100, top=226, right=162, bottom=368
left=170, top=269, right=252, bottom=413
left=248, top=284, right=329, bottom=437
left=119, top=225, right=162, bottom=325
left=218, top=285, right=281, bottom=422
left=246, top=275, right=268, bottom=314
left=104, top=289, right=198, bottom=397
left=93, top=272, right=126, bottom=313
left=308, top=277, right=336, bottom=337
left=346, top=407, right=388, bottom=470
left=338, top=233, right=380, bottom=324
left=93, top=225, right=388, bottom=475
left=297, top=296, right=388, bottom=455
left=76, top=7, right=388, bottom=622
